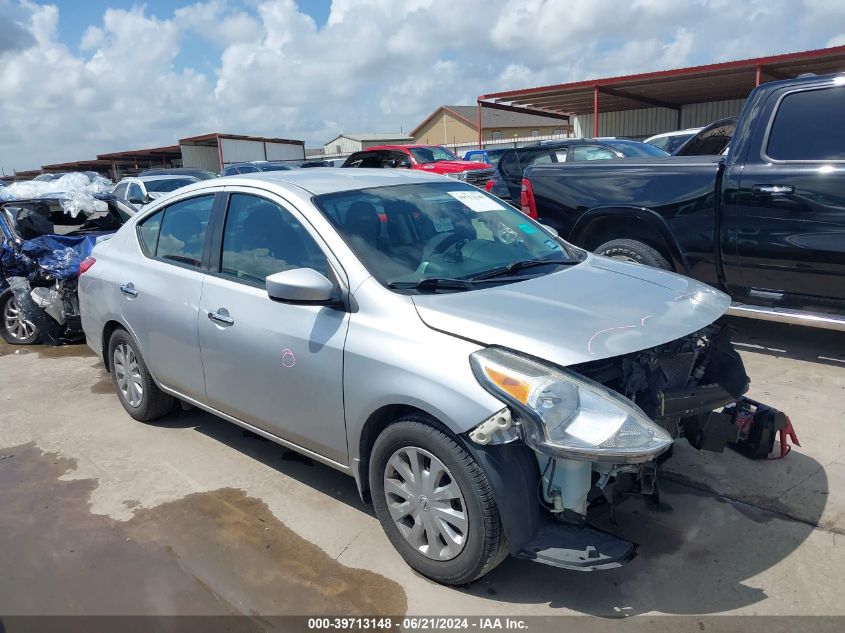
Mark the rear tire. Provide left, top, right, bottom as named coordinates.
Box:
left=595, top=238, right=672, bottom=270
left=107, top=328, right=174, bottom=422
left=369, top=416, right=508, bottom=585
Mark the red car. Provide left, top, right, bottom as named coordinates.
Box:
left=342, top=145, right=495, bottom=186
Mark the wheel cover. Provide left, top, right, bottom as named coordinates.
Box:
left=3, top=296, right=37, bottom=342
left=383, top=446, right=468, bottom=561
left=113, top=342, right=144, bottom=408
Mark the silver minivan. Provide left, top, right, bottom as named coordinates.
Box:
left=80, top=169, right=754, bottom=584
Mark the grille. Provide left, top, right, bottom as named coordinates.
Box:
left=464, top=168, right=495, bottom=186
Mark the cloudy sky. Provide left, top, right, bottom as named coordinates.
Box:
left=1, top=0, right=843, bottom=173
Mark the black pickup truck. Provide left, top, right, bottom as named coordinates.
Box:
left=523, top=72, right=845, bottom=330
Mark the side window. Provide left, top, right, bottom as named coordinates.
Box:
left=649, top=137, right=670, bottom=152
left=238, top=164, right=260, bottom=173
left=553, top=149, right=568, bottom=162
left=127, top=183, right=144, bottom=202
left=498, top=152, right=519, bottom=179
left=220, top=194, right=329, bottom=285
left=114, top=183, right=128, bottom=199
left=571, top=145, right=616, bottom=161
left=522, top=150, right=553, bottom=168
left=137, top=210, right=163, bottom=255
left=153, top=195, right=214, bottom=267
left=767, top=87, right=845, bottom=161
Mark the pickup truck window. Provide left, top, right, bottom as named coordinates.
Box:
left=767, top=87, right=845, bottom=161
left=571, top=146, right=616, bottom=161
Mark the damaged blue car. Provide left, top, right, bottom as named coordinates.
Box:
left=0, top=194, right=135, bottom=345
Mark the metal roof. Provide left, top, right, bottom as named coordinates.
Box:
left=479, top=45, right=845, bottom=115
left=179, top=132, right=304, bottom=146
left=325, top=133, right=413, bottom=144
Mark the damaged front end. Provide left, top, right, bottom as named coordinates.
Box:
left=468, top=325, right=793, bottom=571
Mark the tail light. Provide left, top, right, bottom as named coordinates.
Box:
left=520, top=178, right=538, bottom=219
left=78, top=257, right=96, bottom=275
left=484, top=180, right=495, bottom=192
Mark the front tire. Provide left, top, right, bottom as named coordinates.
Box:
left=595, top=238, right=672, bottom=270
left=0, top=291, right=40, bottom=345
left=107, top=329, right=174, bottom=422
left=369, top=416, right=508, bottom=585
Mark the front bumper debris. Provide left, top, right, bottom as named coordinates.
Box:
left=515, top=519, right=636, bottom=571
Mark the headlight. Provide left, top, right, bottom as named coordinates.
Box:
left=470, top=348, right=672, bottom=463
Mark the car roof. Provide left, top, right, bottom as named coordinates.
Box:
left=178, top=168, right=444, bottom=196
left=121, top=175, right=200, bottom=183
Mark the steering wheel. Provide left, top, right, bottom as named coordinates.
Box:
left=422, top=232, right=466, bottom=261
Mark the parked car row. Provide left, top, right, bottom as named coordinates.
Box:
left=514, top=73, right=845, bottom=330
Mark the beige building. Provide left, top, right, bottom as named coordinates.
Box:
left=411, top=105, right=570, bottom=145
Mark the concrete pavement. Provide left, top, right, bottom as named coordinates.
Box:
left=1, top=317, right=843, bottom=617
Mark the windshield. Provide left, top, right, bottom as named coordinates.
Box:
left=314, top=182, right=577, bottom=291
left=144, top=178, right=197, bottom=193
left=602, top=140, right=669, bottom=157
left=409, top=146, right=460, bottom=164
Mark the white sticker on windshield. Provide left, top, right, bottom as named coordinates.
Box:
left=433, top=217, right=454, bottom=233
left=447, top=190, right=505, bottom=212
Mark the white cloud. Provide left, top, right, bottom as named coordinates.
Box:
left=0, top=0, right=843, bottom=173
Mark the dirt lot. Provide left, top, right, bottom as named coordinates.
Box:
left=1, top=317, right=844, bottom=620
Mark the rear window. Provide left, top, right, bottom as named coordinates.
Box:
left=767, top=87, right=845, bottom=161
left=145, top=178, right=196, bottom=193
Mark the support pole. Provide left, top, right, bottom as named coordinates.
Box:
left=755, top=64, right=762, bottom=87
left=593, top=85, right=599, bottom=138
left=476, top=101, right=483, bottom=149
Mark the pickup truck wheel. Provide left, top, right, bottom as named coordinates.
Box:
left=0, top=292, right=40, bottom=345
left=370, top=416, right=508, bottom=585
left=595, top=239, right=672, bottom=271
left=107, top=329, right=175, bottom=422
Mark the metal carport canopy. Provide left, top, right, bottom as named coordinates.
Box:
left=476, top=45, right=845, bottom=139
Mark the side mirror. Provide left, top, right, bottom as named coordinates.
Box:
left=127, top=195, right=144, bottom=205
left=541, top=224, right=559, bottom=237
left=266, top=268, right=335, bottom=304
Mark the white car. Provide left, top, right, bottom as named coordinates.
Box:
left=643, top=128, right=702, bottom=154
left=112, top=175, right=199, bottom=209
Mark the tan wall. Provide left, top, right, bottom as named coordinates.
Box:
left=413, top=113, right=476, bottom=145
left=413, top=112, right=568, bottom=145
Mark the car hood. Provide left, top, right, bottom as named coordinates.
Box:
left=412, top=255, right=730, bottom=367
left=416, top=161, right=491, bottom=174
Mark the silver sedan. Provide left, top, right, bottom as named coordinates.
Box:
left=79, top=169, right=746, bottom=584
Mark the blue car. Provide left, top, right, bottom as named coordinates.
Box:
left=462, top=148, right=508, bottom=166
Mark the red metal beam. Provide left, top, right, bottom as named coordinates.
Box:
left=755, top=64, right=762, bottom=87
left=478, top=45, right=845, bottom=101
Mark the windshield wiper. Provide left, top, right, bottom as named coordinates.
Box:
left=469, top=258, right=577, bottom=281
left=387, top=277, right=474, bottom=292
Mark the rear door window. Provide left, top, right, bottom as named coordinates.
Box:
left=766, top=87, right=845, bottom=161
left=138, top=195, right=214, bottom=268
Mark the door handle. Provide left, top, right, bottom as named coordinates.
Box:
left=751, top=184, right=794, bottom=195
left=120, top=283, right=138, bottom=298
left=208, top=309, right=234, bottom=326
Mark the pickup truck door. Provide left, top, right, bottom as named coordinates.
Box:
left=732, top=81, right=845, bottom=304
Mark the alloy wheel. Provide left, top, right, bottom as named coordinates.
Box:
left=2, top=296, right=37, bottom=342
left=383, top=446, right=468, bottom=561
left=113, top=342, right=144, bottom=408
